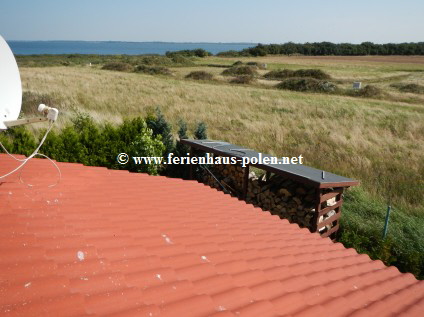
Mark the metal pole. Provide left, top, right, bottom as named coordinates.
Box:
left=383, top=205, right=392, bottom=239
left=189, top=146, right=193, bottom=180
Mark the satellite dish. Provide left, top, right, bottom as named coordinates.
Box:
left=0, top=35, right=22, bottom=130
left=0, top=35, right=60, bottom=185
left=0, top=34, right=59, bottom=130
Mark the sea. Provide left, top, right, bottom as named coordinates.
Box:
left=7, top=41, right=255, bottom=55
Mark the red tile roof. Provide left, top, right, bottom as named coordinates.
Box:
left=1, top=154, right=423, bottom=316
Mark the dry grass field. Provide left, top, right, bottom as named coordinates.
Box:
left=11, top=54, right=424, bottom=278
left=20, top=56, right=424, bottom=210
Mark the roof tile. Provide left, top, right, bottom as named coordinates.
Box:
left=84, top=287, right=144, bottom=315
left=1, top=154, right=423, bottom=316
left=232, top=300, right=277, bottom=317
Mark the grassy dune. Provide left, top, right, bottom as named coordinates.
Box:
left=20, top=60, right=424, bottom=211
left=18, top=55, right=424, bottom=277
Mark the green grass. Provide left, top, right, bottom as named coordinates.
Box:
left=339, top=187, right=424, bottom=278
left=16, top=54, right=196, bottom=68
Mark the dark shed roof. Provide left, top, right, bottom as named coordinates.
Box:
left=180, top=139, right=359, bottom=188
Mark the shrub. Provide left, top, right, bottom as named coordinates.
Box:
left=293, top=69, right=331, bottom=79
left=222, top=66, right=258, bottom=76
left=175, top=119, right=189, bottom=157
left=137, top=55, right=194, bottom=67
left=206, top=64, right=230, bottom=68
left=232, top=61, right=243, bottom=66
left=217, top=50, right=241, bottom=57
left=128, top=124, right=165, bottom=175
left=102, top=62, right=133, bottom=72
left=137, top=56, right=172, bottom=66
left=185, top=71, right=214, bottom=80
left=390, top=83, right=424, bottom=94
left=0, top=126, right=37, bottom=157
left=169, top=55, right=195, bottom=66
left=230, top=75, right=256, bottom=84
left=276, top=78, right=337, bottom=92
left=193, top=49, right=211, bottom=57
left=264, top=69, right=294, bottom=80
left=193, top=122, right=208, bottom=180
left=2, top=113, right=165, bottom=175
left=145, top=108, right=174, bottom=156
left=135, top=65, right=172, bottom=76
left=168, top=119, right=190, bottom=179
left=265, top=68, right=331, bottom=80
left=344, top=85, right=384, bottom=98
left=194, top=122, right=207, bottom=140
left=319, top=81, right=338, bottom=92
left=357, top=85, right=384, bottom=98
left=246, top=61, right=267, bottom=70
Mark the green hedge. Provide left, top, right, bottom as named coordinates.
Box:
left=1, top=111, right=208, bottom=177
left=0, top=113, right=165, bottom=175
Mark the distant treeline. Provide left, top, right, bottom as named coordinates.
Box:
left=217, top=42, right=424, bottom=57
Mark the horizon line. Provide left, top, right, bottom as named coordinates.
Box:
left=6, top=39, right=424, bottom=45
left=7, top=40, right=256, bottom=44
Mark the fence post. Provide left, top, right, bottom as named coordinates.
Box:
left=383, top=205, right=392, bottom=239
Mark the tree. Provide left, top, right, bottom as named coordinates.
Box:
left=146, top=108, right=174, bottom=156
left=175, top=119, right=189, bottom=158
left=128, top=122, right=165, bottom=175
left=194, top=122, right=207, bottom=140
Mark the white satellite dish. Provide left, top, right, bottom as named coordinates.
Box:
left=0, top=35, right=61, bottom=185
left=0, top=35, right=59, bottom=130
left=0, top=35, right=22, bottom=130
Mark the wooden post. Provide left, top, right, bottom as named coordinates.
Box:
left=317, top=188, right=344, bottom=240
left=189, top=146, right=193, bottom=180
left=311, top=188, right=323, bottom=233
left=242, top=165, right=250, bottom=200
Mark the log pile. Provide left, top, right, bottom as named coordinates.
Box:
left=203, top=163, right=244, bottom=196
left=202, top=162, right=339, bottom=233
left=246, top=171, right=317, bottom=229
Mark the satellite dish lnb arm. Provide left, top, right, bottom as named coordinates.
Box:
left=2, top=104, right=59, bottom=129
left=4, top=117, right=49, bottom=128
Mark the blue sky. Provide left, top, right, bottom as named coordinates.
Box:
left=1, top=0, right=423, bottom=43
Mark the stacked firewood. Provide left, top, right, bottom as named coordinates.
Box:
left=202, top=163, right=338, bottom=232
left=202, top=163, right=244, bottom=196
left=246, top=171, right=317, bottom=229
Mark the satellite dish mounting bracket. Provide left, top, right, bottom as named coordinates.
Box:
left=1, top=104, right=59, bottom=130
